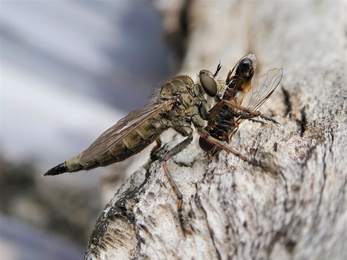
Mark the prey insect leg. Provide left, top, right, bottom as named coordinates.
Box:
left=247, top=118, right=269, bottom=125
left=222, top=100, right=280, bottom=125
left=161, top=133, right=193, bottom=235
left=197, top=128, right=268, bottom=170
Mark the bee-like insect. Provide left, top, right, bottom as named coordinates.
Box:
left=198, top=54, right=283, bottom=166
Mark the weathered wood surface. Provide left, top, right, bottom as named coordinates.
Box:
left=85, top=1, right=347, bottom=259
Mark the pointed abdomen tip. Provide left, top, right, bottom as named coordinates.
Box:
left=43, top=163, right=68, bottom=176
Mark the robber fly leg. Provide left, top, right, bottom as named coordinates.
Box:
left=161, top=133, right=193, bottom=235
left=117, top=139, right=169, bottom=208
left=197, top=128, right=268, bottom=170
left=150, top=138, right=163, bottom=161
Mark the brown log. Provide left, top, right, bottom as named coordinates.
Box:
left=85, top=1, right=347, bottom=259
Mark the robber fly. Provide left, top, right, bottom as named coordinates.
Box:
left=44, top=67, right=224, bottom=176
left=198, top=53, right=283, bottom=166
left=44, top=64, right=225, bottom=232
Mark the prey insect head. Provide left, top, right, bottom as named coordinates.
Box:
left=235, top=58, right=254, bottom=79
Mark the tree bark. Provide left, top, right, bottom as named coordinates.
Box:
left=85, top=1, right=347, bottom=259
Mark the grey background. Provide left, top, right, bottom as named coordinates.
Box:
left=1, top=1, right=174, bottom=259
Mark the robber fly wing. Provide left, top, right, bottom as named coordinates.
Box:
left=79, top=99, right=175, bottom=164
left=243, top=68, right=283, bottom=110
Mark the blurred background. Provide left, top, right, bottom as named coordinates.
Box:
left=1, top=1, right=184, bottom=259
left=1, top=1, right=345, bottom=259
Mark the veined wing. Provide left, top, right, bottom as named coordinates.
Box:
left=242, top=68, right=283, bottom=110
left=79, top=99, right=175, bottom=164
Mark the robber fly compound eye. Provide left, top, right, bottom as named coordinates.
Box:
left=199, top=70, right=218, bottom=97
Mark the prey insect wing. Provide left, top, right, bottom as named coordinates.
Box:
left=80, top=100, right=175, bottom=164
left=232, top=68, right=283, bottom=129
left=243, top=68, right=283, bottom=111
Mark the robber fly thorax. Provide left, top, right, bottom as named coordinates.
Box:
left=44, top=66, right=223, bottom=176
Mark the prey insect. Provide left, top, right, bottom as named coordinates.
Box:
left=44, top=63, right=223, bottom=232
left=199, top=53, right=283, bottom=167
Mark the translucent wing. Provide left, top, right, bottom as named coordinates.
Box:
left=242, top=68, right=283, bottom=110
left=79, top=99, right=175, bottom=164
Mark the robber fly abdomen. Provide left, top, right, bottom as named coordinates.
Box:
left=44, top=70, right=222, bottom=176
left=63, top=118, right=165, bottom=173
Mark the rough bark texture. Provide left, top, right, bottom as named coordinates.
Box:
left=85, top=1, right=347, bottom=259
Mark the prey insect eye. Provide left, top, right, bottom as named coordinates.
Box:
left=199, top=70, right=218, bottom=97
